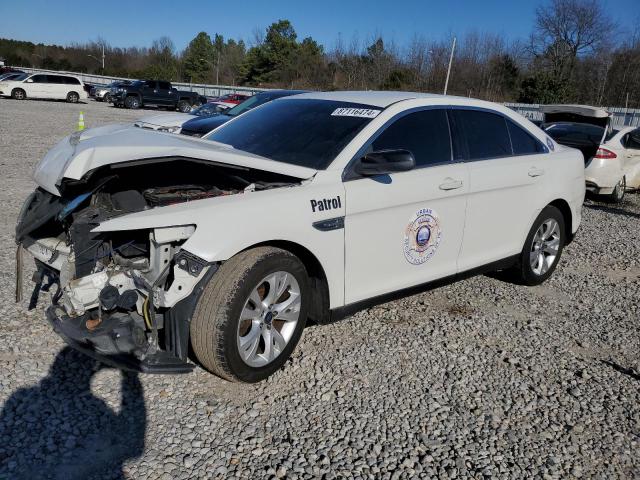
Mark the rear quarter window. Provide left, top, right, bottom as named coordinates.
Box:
left=507, top=119, right=545, bottom=155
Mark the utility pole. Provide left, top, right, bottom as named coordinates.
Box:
left=101, top=44, right=105, bottom=73
left=443, top=36, right=456, bottom=95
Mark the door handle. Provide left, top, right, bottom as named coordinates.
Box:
left=439, top=178, right=463, bottom=190
left=528, top=168, right=545, bottom=177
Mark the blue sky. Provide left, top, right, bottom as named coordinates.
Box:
left=0, top=0, right=637, bottom=51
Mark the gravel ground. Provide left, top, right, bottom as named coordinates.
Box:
left=0, top=98, right=639, bottom=480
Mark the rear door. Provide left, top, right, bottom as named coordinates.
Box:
left=141, top=80, right=157, bottom=104
left=343, top=108, right=469, bottom=304
left=47, top=75, right=67, bottom=99
left=451, top=109, right=549, bottom=271
left=156, top=81, right=173, bottom=106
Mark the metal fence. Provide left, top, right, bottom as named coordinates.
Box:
left=16, top=67, right=267, bottom=97
left=11, top=67, right=640, bottom=127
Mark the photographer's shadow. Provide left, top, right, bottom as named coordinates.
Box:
left=0, top=347, right=146, bottom=480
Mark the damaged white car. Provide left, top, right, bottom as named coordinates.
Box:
left=16, top=92, right=585, bottom=382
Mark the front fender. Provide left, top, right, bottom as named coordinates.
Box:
left=93, top=183, right=346, bottom=307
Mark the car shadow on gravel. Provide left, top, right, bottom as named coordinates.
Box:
left=0, top=347, right=146, bottom=480
left=585, top=203, right=640, bottom=219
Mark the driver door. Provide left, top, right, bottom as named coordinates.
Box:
left=343, top=109, right=469, bottom=304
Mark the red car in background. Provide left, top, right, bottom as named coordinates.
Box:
left=206, top=92, right=251, bottom=111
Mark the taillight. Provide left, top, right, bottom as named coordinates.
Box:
left=594, top=148, right=617, bottom=159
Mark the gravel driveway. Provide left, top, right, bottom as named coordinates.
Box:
left=0, top=98, right=639, bottom=479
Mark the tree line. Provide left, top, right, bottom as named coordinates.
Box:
left=1, top=0, right=638, bottom=107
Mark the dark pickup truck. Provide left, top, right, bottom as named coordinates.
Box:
left=110, top=80, right=205, bottom=112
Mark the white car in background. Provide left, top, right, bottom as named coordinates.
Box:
left=541, top=105, right=640, bottom=202
left=0, top=73, right=87, bottom=103
left=134, top=103, right=222, bottom=133
left=16, top=91, right=584, bottom=382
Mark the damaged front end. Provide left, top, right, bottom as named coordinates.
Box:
left=16, top=157, right=300, bottom=373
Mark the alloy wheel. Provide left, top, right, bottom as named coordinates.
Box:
left=529, top=218, right=561, bottom=276
left=237, top=271, right=301, bottom=367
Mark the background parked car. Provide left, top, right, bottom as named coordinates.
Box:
left=206, top=92, right=251, bottom=110
left=0, top=73, right=87, bottom=103
left=181, top=89, right=307, bottom=137
left=110, top=80, right=203, bottom=112
left=0, top=72, right=28, bottom=82
left=134, top=102, right=223, bottom=133
left=90, top=80, right=132, bottom=102
left=541, top=104, right=640, bottom=202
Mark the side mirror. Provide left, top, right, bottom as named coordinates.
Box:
left=354, top=149, right=416, bottom=176
left=26, top=79, right=33, bottom=83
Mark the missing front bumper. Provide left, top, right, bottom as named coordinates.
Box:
left=46, top=306, right=195, bottom=374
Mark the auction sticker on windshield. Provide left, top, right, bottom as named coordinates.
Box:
left=331, top=108, right=381, bottom=118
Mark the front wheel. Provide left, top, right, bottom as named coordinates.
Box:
left=11, top=88, right=26, bottom=100
left=177, top=100, right=192, bottom=113
left=66, top=92, right=79, bottom=103
left=510, top=205, right=565, bottom=286
left=610, top=176, right=626, bottom=203
left=124, top=95, right=140, bottom=109
left=190, top=247, right=309, bottom=383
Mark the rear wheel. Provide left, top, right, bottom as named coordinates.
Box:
left=610, top=176, right=626, bottom=203
left=66, top=92, right=79, bottom=103
left=11, top=88, right=25, bottom=100
left=124, top=95, right=140, bottom=109
left=177, top=100, right=192, bottom=113
left=190, top=247, right=309, bottom=383
left=509, top=205, right=565, bottom=286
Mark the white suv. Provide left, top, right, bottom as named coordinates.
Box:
left=16, top=91, right=585, bottom=382
left=0, top=73, right=87, bottom=103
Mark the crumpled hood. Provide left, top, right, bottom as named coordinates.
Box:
left=134, top=112, right=195, bottom=128
left=33, top=124, right=317, bottom=195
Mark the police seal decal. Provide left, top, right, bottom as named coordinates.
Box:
left=403, top=208, right=442, bottom=265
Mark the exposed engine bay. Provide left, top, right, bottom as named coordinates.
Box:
left=16, top=157, right=300, bottom=372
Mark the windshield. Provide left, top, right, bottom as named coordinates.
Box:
left=2, top=73, right=27, bottom=81
left=191, top=103, right=220, bottom=117
left=207, top=99, right=380, bottom=169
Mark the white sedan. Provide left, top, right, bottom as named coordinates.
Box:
left=542, top=105, right=640, bottom=202
left=134, top=103, right=221, bottom=133
left=16, top=91, right=584, bottom=382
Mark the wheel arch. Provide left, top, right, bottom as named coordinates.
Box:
left=548, top=198, right=574, bottom=245
left=240, top=240, right=331, bottom=325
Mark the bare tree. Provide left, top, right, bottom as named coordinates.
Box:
left=531, top=0, right=617, bottom=80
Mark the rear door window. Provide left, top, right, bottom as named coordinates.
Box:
left=371, top=109, right=452, bottom=168
left=507, top=119, right=544, bottom=155
left=63, top=76, right=81, bottom=85
left=451, top=109, right=512, bottom=161
left=158, top=81, right=171, bottom=90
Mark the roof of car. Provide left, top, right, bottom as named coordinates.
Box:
left=540, top=104, right=610, bottom=118
left=279, top=90, right=451, bottom=108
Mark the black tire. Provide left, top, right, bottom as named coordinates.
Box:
left=11, top=88, right=26, bottom=100
left=66, top=92, right=79, bottom=103
left=177, top=100, right=191, bottom=113
left=124, top=95, right=140, bottom=109
left=610, top=176, right=626, bottom=204
left=191, top=247, right=309, bottom=383
left=510, top=205, right=565, bottom=286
